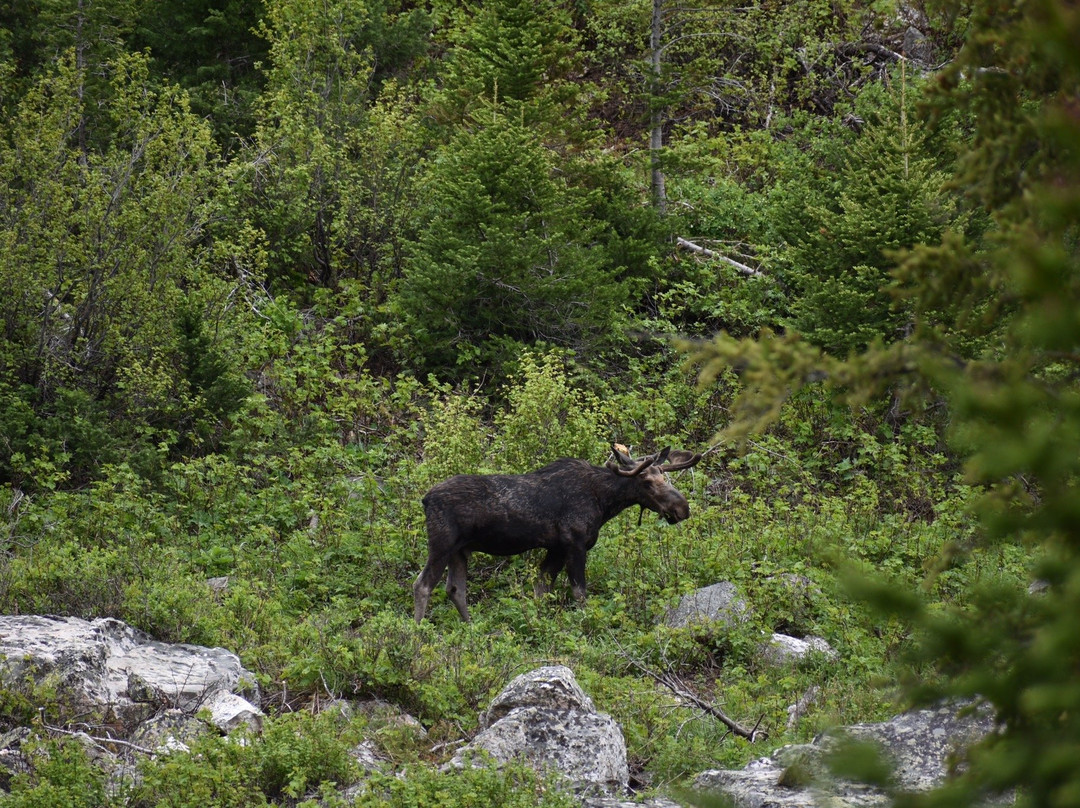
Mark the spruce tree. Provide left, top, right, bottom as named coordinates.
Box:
left=686, top=1, right=1080, bottom=804
left=783, top=79, right=955, bottom=355
left=394, top=114, right=628, bottom=375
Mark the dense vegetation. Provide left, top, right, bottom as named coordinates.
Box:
left=0, top=0, right=1077, bottom=805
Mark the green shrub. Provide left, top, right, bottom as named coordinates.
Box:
left=351, top=761, right=577, bottom=808
left=0, top=539, right=132, bottom=618
left=256, top=711, right=361, bottom=801
left=132, top=734, right=266, bottom=808
left=492, top=350, right=606, bottom=471
left=1, top=737, right=108, bottom=808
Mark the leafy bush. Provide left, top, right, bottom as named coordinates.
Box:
left=492, top=351, right=607, bottom=471
left=351, top=762, right=576, bottom=808
left=131, top=733, right=267, bottom=808
left=255, top=711, right=361, bottom=801
left=1, top=737, right=108, bottom=808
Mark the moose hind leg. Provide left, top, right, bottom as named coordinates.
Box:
left=534, top=548, right=566, bottom=599
left=413, top=553, right=450, bottom=623
left=446, top=552, right=471, bottom=622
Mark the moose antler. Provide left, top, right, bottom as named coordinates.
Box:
left=609, top=446, right=702, bottom=475
left=660, top=449, right=702, bottom=472
left=609, top=444, right=669, bottom=477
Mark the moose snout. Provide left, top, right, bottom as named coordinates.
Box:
left=663, top=500, right=690, bottom=524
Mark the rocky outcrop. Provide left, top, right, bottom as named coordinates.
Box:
left=694, top=702, right=998, bottom=807
left=665, top=582, right=751, bottom=629
left=665, top=581, right=836, bottom=666
left=0, top=614, right=1000, bottom=808
left=449, top=665, right=629, bottom=795
left=0, top=615, right=261, bottom=734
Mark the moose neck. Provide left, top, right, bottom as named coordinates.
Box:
left=597, top=467, right=657, bottom=522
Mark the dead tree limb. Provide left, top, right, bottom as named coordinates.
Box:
left=676, top=237, right=764, bottom=278
left=43, top=722, right=157, bottom=756
left=618, top=648, right=767, bottom=742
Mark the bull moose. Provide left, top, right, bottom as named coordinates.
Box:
left=413, top=445, right=702, bottom=622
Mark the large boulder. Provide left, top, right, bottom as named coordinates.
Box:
left=665, top=582, right=751, bottom=629
left=694, top=701, right=998, bottom=807
left=448, top=665, right=629, bottom=796
left=0, top=615, right=261, bottom=734
left=665, top=582, right=835, bottom=667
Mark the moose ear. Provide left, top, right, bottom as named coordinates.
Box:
left=609, top=443, right=659, bottom=477
left=609, top=443, right=634, bottom=467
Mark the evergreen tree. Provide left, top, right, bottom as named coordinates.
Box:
left=131, top=0, right=269, bottom=150
left=394, top=113, right=630, bottom=375
left=686, top=0, right=1080, bottom=803
left=429, top=0, right=584, bottom=139
left=782, top=78, right=956, bottom=355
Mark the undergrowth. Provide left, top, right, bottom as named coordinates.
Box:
left=0, top=352, right=1029, bottom=804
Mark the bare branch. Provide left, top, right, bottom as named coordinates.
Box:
left=676, top=237, right=764, bottom=278
left=42, top=723, right=157, bottom=757
left=835, top=41, right=905, bottom=62
left=616, top=645, right=766, bottom=742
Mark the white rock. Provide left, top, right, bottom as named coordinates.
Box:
left=449, top=665, right=629, bottom=795
left=481, top=665, right=597, bottom=726
left=760, top=633, right=838, bottom=666
left=664, top=582, right=752, bottom=629
left=695, top=701, right=998, bottom=807
left=204, top=689, right=263, bottom=734
left=0, top=615, right=259, bottom=730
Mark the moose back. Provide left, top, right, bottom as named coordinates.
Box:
left=413, top=445, right=702, bottom=622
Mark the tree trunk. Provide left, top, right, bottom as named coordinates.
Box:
left=650, top=0, right=667, bottom=214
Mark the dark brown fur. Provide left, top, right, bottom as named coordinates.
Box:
left=413, top=446, right=701, bottom=622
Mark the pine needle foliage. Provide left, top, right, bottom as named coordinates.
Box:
left=686, top=1, right=1080, bottom=804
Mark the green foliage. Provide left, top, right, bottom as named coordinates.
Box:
left=174, top=303, right=252, bottom=455
left=0, top=49, right=253, bottom=487
left=0, top=383, right=121, bottom=491
left=234, top=0, right=428, bottom=292
left=777, top=76, right=957, bottom=354
left=131, top=733, right=268, bottom=808
left=131, top=0, right=268, bottom=149
left=415, top=350, right=608, bottom=487
left=352, top=762, right=576, bottom=808
left=255, top=711, right=361, bottom=801
left=395, top=116, right=630, bottom=375
left=416, top=387, right=489, bottom=482
left=430, top=0, right=585, bottom=142
left=2, top=737, right=108, bottom=808
left=685, top=1, right=1080, bottom=805
left=0, top=665, right=65, bottom=733
left=3, top=0, right=1074, bottom=804
left=0, top=0, right=142, bottom=117
left=493, top=351, right=607, bottom=471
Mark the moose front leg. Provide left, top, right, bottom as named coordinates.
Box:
left=565, top=546, right=588, bottom=604
left=535, top=548, right=566, bottom=599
